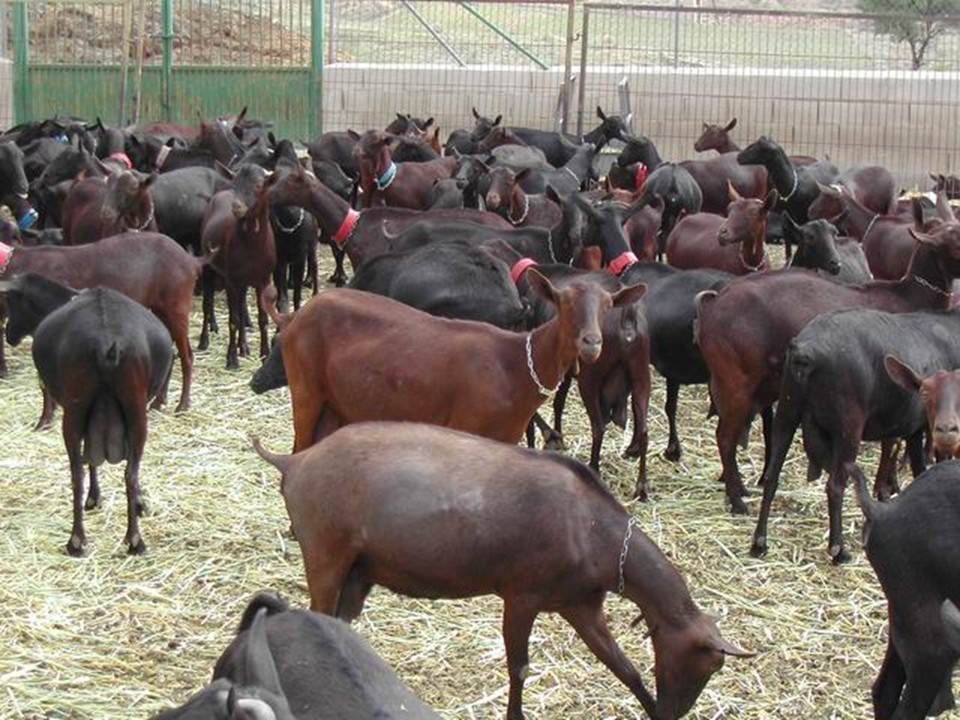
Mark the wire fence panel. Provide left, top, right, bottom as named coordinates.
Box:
left=323, top=0, right=576, bottom=138
left=578, top=3, right=960, bottom=188
left=11, top=0, right=316, bottom=137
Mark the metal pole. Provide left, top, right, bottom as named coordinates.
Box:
left=402, top=0, right=465, bottom=67
left=162, top=0, right=173, bottom=122
left=132, top=0, right=148, bottom=125
left=576, top=5, right=589, bottom=135
left=327, top=0, right=337, bottom=63
left=11, top=0, right=27, bottom=124
left=117, top=0, right=133, bottom=125
left=673, top=0, right=680, bottom=69
left=458, top=2, right=549, bottom=71
left=310, top=0, right=324, bottom=138
left=561, top=0, right=575, bottom=130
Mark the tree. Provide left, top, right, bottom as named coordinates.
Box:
left=858, top=0, right=960, bottom=69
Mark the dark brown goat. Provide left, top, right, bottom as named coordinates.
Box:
left=695, top=218, right=960, bottom=517
left=1, top=231, right=202, bottom=418
left=355, top=130, right=455, bottom=209
left=61, top=170, right=158, bottom=245
left=665, top=186, right=777, bottom=274
left=272, top=271, right=643, bottom=452
left=200, top=166, right=278, bottom=368
left=485, top=167, right=562, bottom=229
left=253, top=422, right=752, bottom=720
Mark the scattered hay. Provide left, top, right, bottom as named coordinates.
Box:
left=0, top=248, right=930, bottom=718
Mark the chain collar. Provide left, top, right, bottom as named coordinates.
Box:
left=274, top=207, right=305, bottom=234
left=509, top=193, right=529, bottom=226
left=781, top=165, right=799, bottom=201
left=525, top=332, right=562, bottom=396
left=128, top=199, right=155, bottom=233
left=545, top=229, right=558, bottom=263
left=617, top=516, right=637, bottom=595
left=913, top=274, right=956, bottom=300
left=560, top=166, right=580, bottom=184
left=861, top=213, right=880, bottom=243
left=740, top=246, right=767, bottom=272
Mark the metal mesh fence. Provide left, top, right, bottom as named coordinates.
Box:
left=578, top=3, right=960, bottom=187
left=323, top=0, right=575, bottom=135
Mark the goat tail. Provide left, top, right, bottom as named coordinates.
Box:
left=251, top=435, right=295, bottom=478
left=237, top=592, right=291, bottom=633
left=97, top=339, right=122, bottom=370
left=692, top=289, right=718, bottom=347
left=846, top=461, right=885, bottom=523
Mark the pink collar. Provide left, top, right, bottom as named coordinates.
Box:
left=108, top=151, right=133, bottom=170
left=0, top=242, right=13, bottom=276
left=510, top=257, right=538, bottom=284
left=634, top=163, right=648, bottom=191
left=609, top=251, right=638, bottom=276
left=332, top=208, right=360, bottom=246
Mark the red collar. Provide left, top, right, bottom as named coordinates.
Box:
left=332, top=208, right=359, bottom=246
left=634, top=163, right=648, bottom=191
left=609, top=251, right=638, bottom=276
left=510, top=257, right=538, bottom=284
left=0, top=242, right=13, bottom=275
left=108, top=151, right=133, bottom=170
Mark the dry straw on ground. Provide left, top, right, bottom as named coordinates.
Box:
left=0, top=249, right=933, bottom=719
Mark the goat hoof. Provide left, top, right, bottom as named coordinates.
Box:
left=662, top=444, right=681, bottom=462
left=633, top=486, right=649, bottom=502
left=749, top=538, right=767, bottom=558
left=84, top=495, right=101, bottom=511
left=33, top=418, right=54, bottom=432
left=829, top=546, right=851, bottom=565
left=226, top=356, right=240, bottom=370
left=622, top=443, right=642, bottom=460
left=197, top=336, right=210, bottom=351
left=150, top=397, right=165, bottom=411
left=174, top=400, right=190, bottom=414
left=730, top=497, right=749, bottom=515
left=66, top=535, right=86, bottom=557
left=127, top=536, right=146, bottom=555
left=136, top=499, right=150, bottom=517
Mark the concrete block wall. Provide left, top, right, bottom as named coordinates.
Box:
left=0, top=59, right=13, bottom=130
left=323, top=64, right=960, bottom=189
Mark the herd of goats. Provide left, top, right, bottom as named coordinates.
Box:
left=2, top=104, right=960, bottom=719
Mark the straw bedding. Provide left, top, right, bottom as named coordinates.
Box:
left=0, top=248, right=935, bottom=719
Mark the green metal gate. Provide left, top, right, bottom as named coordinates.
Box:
left=12, top=0, right=323, bottom=138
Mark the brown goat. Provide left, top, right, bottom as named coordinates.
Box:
left=886, top=356, right=960, bottom=461
left=355, top=130, right=455, bottom=209
left=253, top=422, right=753, bottom=720
left=274, top=270, right=644, bottom=452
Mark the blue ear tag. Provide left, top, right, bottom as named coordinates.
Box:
left=18, top=208, right=38, bottom=230
left=55, top=132, right=69, bottom=144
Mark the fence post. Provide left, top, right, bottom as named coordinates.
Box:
left=161, top=0, right=173, bottom=121
left=576, top=4, right=589, bottom=136
left=310, top=0, right=324, bottom=138
left=561, top=0, right=575, bottom=130
left=11, top=0, right=28, bottom=124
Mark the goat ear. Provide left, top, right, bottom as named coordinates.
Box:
left=726, top=180, right=742, bottom=203
left=725, top=117, right=737, bottom=131
left=909, top=227, right=939, bottom=246
left=347, top=129, right=360, bottom=141
left=241, top=608, right=285, bottom=698
left=423, top=117, right=434, bottom=129
left=941, top=600, right=960, bottom=653
left=935, top=190, right=954, bottom=223
left=702, top=122, right=709, bottom=131
left=493, top=115, right=503, bottom=127
left=525, top=268, right=560, bottom=305
left=141, top=171, right=159, bottom=189
left=931, top=173, right=940, bottom=183
left=612, top=282, right=647, bottom=307
left=596, top=106, right=606, bottom=120
left=763, top=188, right=779, bottom=213
left=712, top=636, right=755, bottom=658
left=472, top=107, right=480, bottom=120
left=885, top=355, right=924, bottom=393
